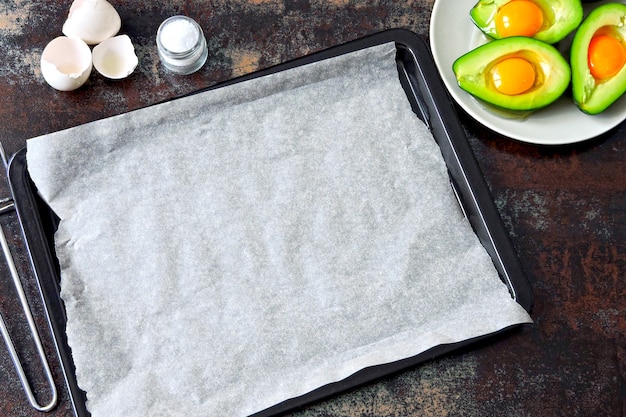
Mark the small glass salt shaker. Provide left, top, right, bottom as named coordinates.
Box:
left=157, top=15, right=208, bottom=75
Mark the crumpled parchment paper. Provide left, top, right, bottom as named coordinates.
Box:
left=26, top=42, right=531, bottom=417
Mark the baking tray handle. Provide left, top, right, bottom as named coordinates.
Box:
left=0, top=143, right=58, bottom=412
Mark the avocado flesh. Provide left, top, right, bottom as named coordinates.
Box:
left=571, top=2, right=626, bottom=114
left=453, top=37, right=571, bottom=111
left=470, top=0, right=583, bottom=44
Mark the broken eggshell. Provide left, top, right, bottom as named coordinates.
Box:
left=62, top=0, right=121, bottom=45
left=92, top=35, right=138, bottom=79
left=40, top=36, right=92, bottom=91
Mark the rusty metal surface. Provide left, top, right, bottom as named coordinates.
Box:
left=0, top=1, right=624, bottom=416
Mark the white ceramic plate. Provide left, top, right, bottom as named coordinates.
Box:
left=429, top=0, right=626, bottom=145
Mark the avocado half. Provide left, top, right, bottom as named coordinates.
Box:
left=470, top=0, right=583, bottom=44
left=571, top=2, right=626, bottom=114
left=453, top=37, right=571, bottom=111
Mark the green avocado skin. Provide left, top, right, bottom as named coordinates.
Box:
left=571, top=3, right=626, bottom=114
left=470, top=0, right=583, bottom=44
left=453, top=37, right=571, bottom=111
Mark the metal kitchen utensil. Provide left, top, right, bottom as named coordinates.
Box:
left=0, top=142, right=58, bottom=412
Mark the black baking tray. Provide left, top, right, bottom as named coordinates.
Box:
left=7, top=29, right=532, bottom=417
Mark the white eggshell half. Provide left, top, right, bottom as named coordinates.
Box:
left=62, top=0, right=121, bottom=45
left=92, top=35, right=139, bottom=79
left=40, top=36, right=92, bottom=91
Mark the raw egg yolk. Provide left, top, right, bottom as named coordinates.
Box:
left=495, top=0, right=544, bottom=38
left=588, top=34, right=626, bottom=80
left=491, top=57, right=536, bottom=95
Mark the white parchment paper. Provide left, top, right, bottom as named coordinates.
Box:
left=26, top=43, right=531, bottom=417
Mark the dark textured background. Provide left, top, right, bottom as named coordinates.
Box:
left=0, top=1, right=624, bottom=416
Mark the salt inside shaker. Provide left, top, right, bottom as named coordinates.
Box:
left=157, top=15, right=208, bottom=75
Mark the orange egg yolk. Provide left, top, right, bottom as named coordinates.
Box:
left=495, top=0, right=544, bottom=38
left=588, top=34, right=626, bottom=80
left=491, top=57, right=536, bottom=95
